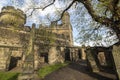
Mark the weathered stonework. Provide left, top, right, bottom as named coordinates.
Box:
left=48, top=47, right=64, bottom=64
left=0, top=47, right=13, bottom=71
left=0, top=6, right=74, bottom=71
left=0, top=6, right=26, bottom=28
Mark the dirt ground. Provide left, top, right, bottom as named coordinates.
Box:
left=44, top=60, right=117, bottom=80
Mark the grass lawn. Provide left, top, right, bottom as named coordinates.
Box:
left=0, top=72, right=19, bottom=80
left=38, top=62, right=70, bottom=79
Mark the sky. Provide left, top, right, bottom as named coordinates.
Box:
left=0, top=0, right=119, bottom=47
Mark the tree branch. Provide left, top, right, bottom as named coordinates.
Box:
left=26, top=0, right=56, bottom=17
left=78, top=0, right=113, bottom=25
left=42, top=0, right=55, bottom=10
left=28, top=8, right=36, bottom=17
left=52, top=0, right=76, bottom=22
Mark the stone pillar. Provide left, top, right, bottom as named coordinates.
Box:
left=86, top=48, right=99, bottom=72
left=81, top=48, right=86, bottom=60
left=112, top=45, right=120, bottom=79
left=0, top=47, right=12, bottom=71
left=59, top=47, right=65, bottom=63
left=48, top=47, right=58, bottom=64
left=48, top=46, right=64, bottom=64
left=60, top=47, right=65, bottom=58
left=75, top=48, right=79, bottom=61
left=70, top=48, right=74, bottom=61
left=23, top=24, right=35, bottom=70
left=18, top=24, right=37, bottom=80
left=34, top=45, right=39, bottom=70
left=72, top=49, right=76, bottom=62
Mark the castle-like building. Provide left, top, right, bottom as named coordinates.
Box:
left=0, top=6, right=74, bottom=71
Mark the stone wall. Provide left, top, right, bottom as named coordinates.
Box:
left=48, top=47, right=65, bottom=64
left=0, top=47, right=12, bottom=71
left=0, top=27, right=30, bottom=70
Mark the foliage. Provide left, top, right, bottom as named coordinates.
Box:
left=38, top=62, right=69, bottom=79
left=0, top=72, right=19, bottom=80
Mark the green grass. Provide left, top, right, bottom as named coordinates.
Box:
left=38, top=62, right=70, bottom=79
left=0, top=72, right=19, bottom=80
left=0, top=62, right=69, bottom=80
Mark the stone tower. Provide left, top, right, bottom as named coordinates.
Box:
left=0, top=6, right=26, bottom=27
left=44, top=12, right=73, bottom=46
left=61, top=12, right=73, bottom=46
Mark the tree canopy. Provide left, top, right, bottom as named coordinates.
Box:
left=0, top=0, right=120, bottom=47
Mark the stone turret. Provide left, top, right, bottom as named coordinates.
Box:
left=0, top=6, right=26, bottom=27
left=62, top=12, right=70, bottom=26
left=61, top=12, right=73, bottom=46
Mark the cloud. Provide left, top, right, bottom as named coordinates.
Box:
left=0, top=0, right=9, bottom=11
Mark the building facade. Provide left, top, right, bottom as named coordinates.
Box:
left=0, top=6, right=74, bottom=70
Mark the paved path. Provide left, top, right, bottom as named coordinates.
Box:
left=44, top=60, right=117, bottom=80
